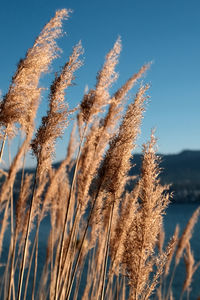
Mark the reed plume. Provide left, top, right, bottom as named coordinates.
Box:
left=80, top=37, right=121, bottom=123
left=121, top=133, right=170, bottom=300
left=0, top=9, right=69, bottom=136
left=181, top=242, right=200, bottom=298
left=175, top=206, right=200, bottom=266
left=164, top=225, right=179, bottom=277
left=31, top=41, right=83, bottom=176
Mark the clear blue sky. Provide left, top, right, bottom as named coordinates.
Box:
left=0, top=0, right=200, bottom=166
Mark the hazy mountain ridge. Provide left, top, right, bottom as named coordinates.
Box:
left=2, top=150, right=200, bottom=203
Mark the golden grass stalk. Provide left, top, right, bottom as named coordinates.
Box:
left=0, top=131, right=7, bottom=163
left=77, top=64, right=149, bottom=214
left=53, top=38, right=123, bottom=300
left=166, top=207, right=200, bottom=300
left=157, top=222, right=165, bottom=254
left=57, top=75, right=148, bottom=297
left=12, top=10, right=69, bottom=300
left=25, top=43, right=83, bottom=289
left=120, top=133, right=170, bottom=300
left=180, top=242, right=200, bottom=299
left=0, top=9, right=69, bottom=136
left=53, top=126, right=87, bottom=300
left=110, top=184, right=140, bottom=275
left=80, top=37, right=121, bottom=123
left=164, top=224, right=180, bottom=277
left=162, top=224, right=179, bottom=299
left=51, top=37, right=121, bottom=294
left=31, top=41, right=83, bottom=175
left=175, top=207, right=200, bottom=266
left=0, top=8, right=69, bottom=208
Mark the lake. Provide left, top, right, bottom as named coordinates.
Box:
left=1, top=203, right=200, bottom=299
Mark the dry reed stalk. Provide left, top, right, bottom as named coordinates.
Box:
left=143, top=237, right=175, bottom=300
left=31, top=235, right=38, bottom=300
left=169, top=290, right=174, bottom=300
left=29, top=173, right=70, bottom=300
left=110, top=184, right=140, bottom=275
left=41, top=157, right=71, bottom=227
left=53, top=38, right=122, bottom=300
left=64, top=81, right=148, bottom=297
left=0, top=131, right=7, bottom=163
left=156, top=223, right=165, bottom=299
left=120, top=133, right=170, bottom=300
left=92, top=235, right=107, bottom=299
left=157, top=222, right=165, bottom=254
left=164, top=224, right=180, bottom=277
left=16, top=170, right=38, bottom=300
left=25, top=42, right=83, bottom=295
left=58, top=55, right=149, bottom=299
left=16, top=169, right=48, bottom=300
left=19, top=174, right=49, bottom=299
left=5, top=186, right=15, bottom=300
left=81, top=247, right=97, bottom=299
left=57, top=213, right=81, bottom=298
left=0, top=8, right=69, bottom=209
left=80, top=38, right=121, bottom=124
left=99, top=201, right=115, bottom=300
left=165, top=208, right=200, bottom=299
left=0, top=130, right=33, bottom=205
left=31, top=41, right=83, bottom=176
left=161, top=224, right=179, bottom=299
left=180, top=242, right=200, bottom=299
left=97, top=84, right=149, bottom=201
left=76, top=39, right=122, bottom=211
left=1, top=16, right=70, bottom=296
left=0, top=9, right=69, bottom=136
left=121, top=276, right=127, bottom=300
left=14, top=11, right=77, bottom=299
left=77, top=63, right=149, bottom=216
left=175, top=206, right=200, bottom=266
left=53, top=125, right=87, bottom=300
left=0, top=197, right=10, bottom=257
left=91, top=86, right=149, bottom=271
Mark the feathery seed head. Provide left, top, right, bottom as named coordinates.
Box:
left=80, top=37, right=121, bottom=124
left=175, top=206, right=200, bottom=265
left=97, top=84, right=149, bottom=199
left=31, top=41, right=83, bottom=174
left=0, top=9, right=69, bottom=135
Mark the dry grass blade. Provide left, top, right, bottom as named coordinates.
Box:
left=80, top=37, right=121, bottom=123
left=164, top=224, right=179, bottom=277
left=175, top=206, right=200, bottom=266
left=180, top=242, right=200, bottom=299
left=121, top=132, right=170, bottom=300
left=31, top=41, right=83, bottom=176
left=0, top=9, right=69, bottom=136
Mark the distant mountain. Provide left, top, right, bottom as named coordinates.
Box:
left=2, top=150, right=200, bottom=203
